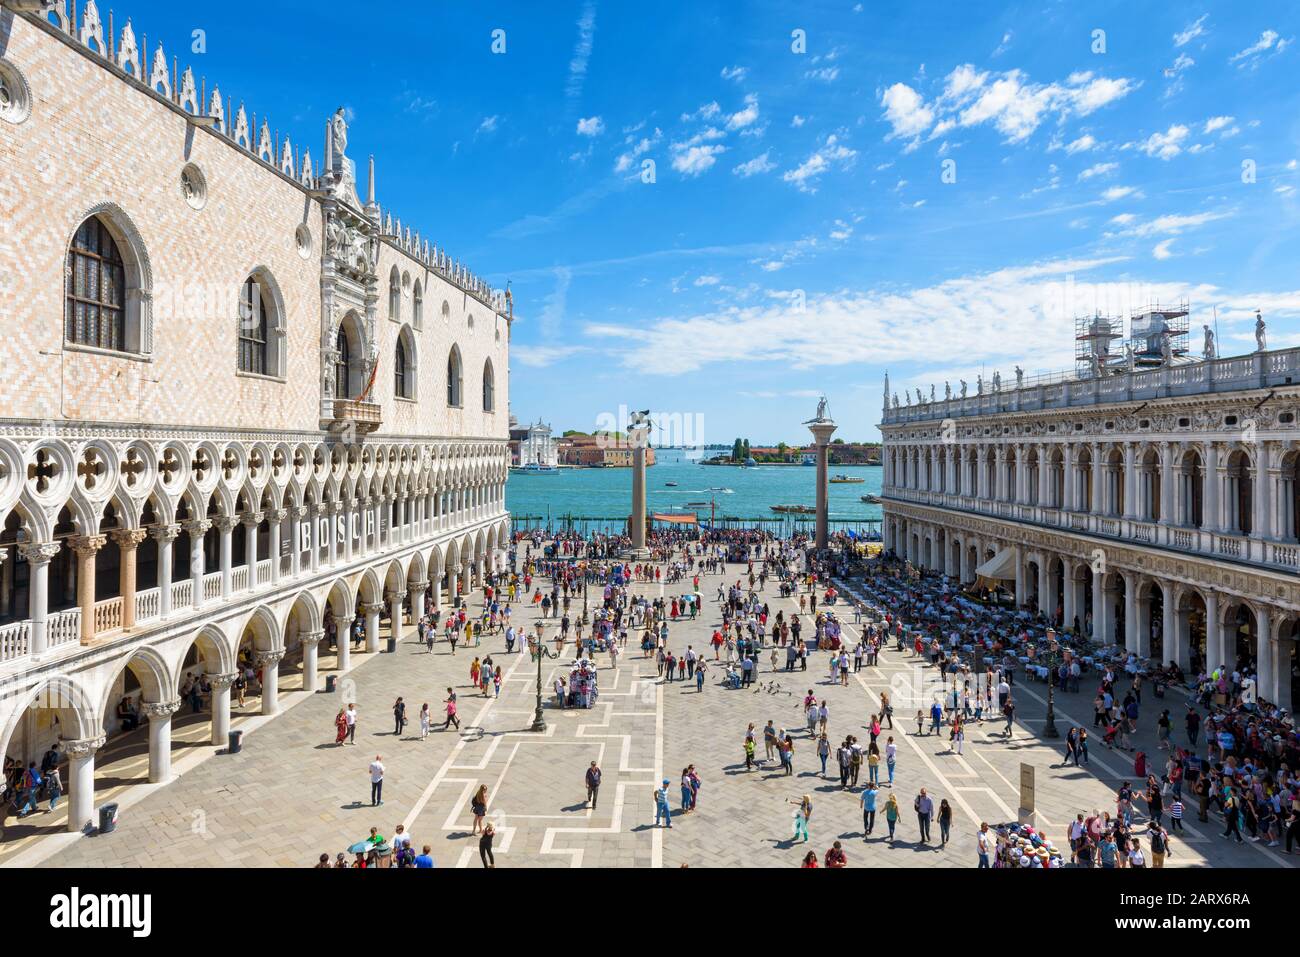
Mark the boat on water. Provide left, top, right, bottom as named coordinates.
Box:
left=829, top=475, right=865, bottom=484
left=665, top=481, right=678, bottom=487
left=511, top=463, right=559, bottom=474
left=861, top=493, right=883, bottom=504
left=770, top=504, right=816, bottom=514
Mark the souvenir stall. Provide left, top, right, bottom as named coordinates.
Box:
left=566, top=660, right=599, bottom=708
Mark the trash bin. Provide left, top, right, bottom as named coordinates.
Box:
left=228, top=729, right=243, bottom=754
left=98, top=803, right=119, bottom=833
left=386, top=637, right=397, bottom=653
left=325, top=674, right=337, bottom=693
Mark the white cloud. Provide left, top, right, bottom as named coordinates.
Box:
left=720, top=65, right=747, bottom=82
left=576, top=115, right=605, bottom=136
left=1174, top=14, right=1209, bottom=47
left=566, top=1, right=597, bottom=100
left=1203, top=115, right=1233, bottom=133
left=694, top=275, right=721, bottom=286
left=1078, top=161, right=1118, bottom=180
left=1064, top=134, right=1096, bottom=154
left=1110, top=213, right=1137, bottom=225
left=993, top=31, right=1013, bottom=57
left=1138, top=124, right=1189, bottom=160
left=512, top=344, right=589, bottom=368
left=726, top=94, right=760, bottom=131
left=805, top=66, right=840, bottom=82
left=1153, top=239, right=1176, bottom=260
left=1101, top=186, right=1139, bottom=201
left=880, top=82, right=935, bottom=141
left=889, top=66, right=1138, bottom=146
left=1115, top=211, right=1232, bottom=238
left=829, top=219, right=853, bottom=241
left=581, top=257, right=1233, bottom=376
left=732, top=151, right=776, bottom=178
left=613, top=128, right=661, bottom=173
left=671, top=143, right=726, bottom=176
left=791, top=114, right=807, bottom=128
left=782, top=134, right=857, bottom=193
left=1230, top=29, right=1291, bottom=67
left=681, top=101, right=722, bottom=122
left=476, top=115, right=499, bottom=135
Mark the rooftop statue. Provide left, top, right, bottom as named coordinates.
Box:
left=1256, top=311, right=1267, bottom=352
left=1202, top=324, right=1216, bottom=359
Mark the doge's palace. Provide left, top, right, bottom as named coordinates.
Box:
left=0, top=0, right=512, bottom=835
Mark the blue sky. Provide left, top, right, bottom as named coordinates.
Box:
left=124, top=1, right=1300, bottom=443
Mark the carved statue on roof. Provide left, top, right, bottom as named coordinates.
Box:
left=329, top=107, right=362, bottom=209
left=1255, top=310, right=1267, bottom=352
left=959, top=379, right=967, bottom=398
left=1202, top=324, right=1216, bottom=359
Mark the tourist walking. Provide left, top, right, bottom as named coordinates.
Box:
left=788, top=794, right=812, bottom=843
left=586, top=761, right=602, bottom=808
left=861, top=783, right=878, bottom=838
left=885, top=793, right=901, bottom=841
left=345, top=703, right=358, bottom=744
left=479, top=823, right=496, bottom=868
left=915, top=788, right=934, bottom=843
left=392, top=697, right=406, bottom=736
left=368, top=755, right=385, bottom=806
left=471, top=784, right=488, bottom=834
left=654, top=779, right=673, bottom=828
left=419, top=703, right=430, bottom=740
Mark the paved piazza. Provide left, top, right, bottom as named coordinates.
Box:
left=12, top=558, right=1287, bottom=869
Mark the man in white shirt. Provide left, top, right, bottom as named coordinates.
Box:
left=977, top=822, right=992, bottom=868
left=369, top=755, right=385, bottom=806
left=345, top=703, right=358, bottom=744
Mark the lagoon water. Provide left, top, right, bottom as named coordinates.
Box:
left=506, top=448, right=883, bottom=528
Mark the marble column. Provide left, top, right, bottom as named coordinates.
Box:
left=1091, top=568, right=1106, bottom=642
left=1204, top=591, right=1223, bottom=676
left=336, top=618, right=351, bottom=673
left=64, top=734, right=106, bottom=833
left=431, top=573, right=443, bottom=611
left=150, top=524, right=179, bottom=617
left=1123, top=572, right=1140, bottom=654
left=111, top=528, right=148, bottom=629
left=1061, top=558, right=1076, bottom=631
left=142, top=700, right=181, bottom=783
left=289, top=506, right=305, bottom=576
left=409, top=580, right=429, bottom=622
left=184, top=519, right=211, bottom=609
left=256, top=650, right=285, bottom=715
left=267, top=508, right=286, bottom=584
left=216, top=515, right=236, bottom=599
left=809, top=418, right=837, bottom=551
left=242, top=512, right=262, bottom=588
left=300, top=629, right=324, bottom=693
left=68, top=533, right=107, bottom=643
left=208, top=672, right=236, bottom=746
left=18, top=541, right=60, bottom=656
left=1256, top=606, right=1273, bottom=705
left=362, top=601, right=383, bottom=654
left=388, top=589, right=407, bottom=647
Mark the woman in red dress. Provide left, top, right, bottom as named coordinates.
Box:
left=333, top=709, right=348, bottom=744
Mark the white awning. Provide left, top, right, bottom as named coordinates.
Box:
left=974, top=548, right=1017, bottom=583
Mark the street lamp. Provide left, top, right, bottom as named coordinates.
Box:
left=1043, top=628, right=1060, bottom=738
left=532, top=620, right=559, bottom=732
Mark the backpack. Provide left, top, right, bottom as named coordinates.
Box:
left=1150, top=830, right=1165, bottom=854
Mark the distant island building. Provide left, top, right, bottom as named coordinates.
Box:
left=508, top=415, right=558, bottom=468
left=559, top=432, right=657, bottom=467
left=705, top=443, right=881, bottom=465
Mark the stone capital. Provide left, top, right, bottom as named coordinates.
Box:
left=289, top=505, right=308, bottom=521
left=360, top=601, right=386, bottom=615
left=408, top=579, right=429, bottom=591
left=183, top=518, right=213, bottom=536
left=242, top=511, right=265, bottom=528
left=62, top=734, right=107, bottom=758
left=18, top=541, right=62, bottom=565
left=206, top=672, right=238, bottom=691
left=215, top=515, right=240, bottom=534
left=387, top=589, right=407, bottom=603
left=67, top=533, right=108, bottom=557
left=254, top=649, right=286, bottom=666
left=300, top=628, right=326, bottom=646
left=266, top=507, right=289, bottom=522
left=110, top=528, right=149, bottom=550
left=149, top=523, right=182, bottom=544
left=141, top=699, right=183, bottom=719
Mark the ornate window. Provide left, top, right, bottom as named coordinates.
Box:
left=412, top=280, right=423, bottom=328
left=389, top=266, right=401, bottom=322
left=394, top=338, right=409, bottom=398
left=66, top=216, right=126, bottom=351
left=482, top=359, right=495, bottom=412
left=335, top=325, right=352, bottom=398
left=238, top=277, right=270, bottom=374
left=447, top=346, right=463, bottom=407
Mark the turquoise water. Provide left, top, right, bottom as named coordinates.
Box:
left=506, top=448, right=883, bottom=530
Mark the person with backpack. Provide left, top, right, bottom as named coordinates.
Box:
left=15, top=762, right=42, bottom=818
left=392, top=697, right=407, bottom=736
left=1002, top=698, right=1016, bottom=739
